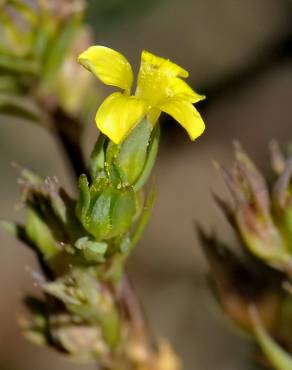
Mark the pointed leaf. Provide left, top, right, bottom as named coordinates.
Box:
left=25, top=209, right=59, bottom=258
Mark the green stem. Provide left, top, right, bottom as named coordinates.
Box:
left=52, top=107, right=87, bottom=182
left=51, top=110, right=155, bottom=365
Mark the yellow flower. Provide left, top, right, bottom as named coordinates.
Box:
left=78, top=45, right=205, bottom=144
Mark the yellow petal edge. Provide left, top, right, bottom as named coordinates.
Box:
left=78, top=45, right=133, bottom=92
left=95, top=92, right=148, bottom=144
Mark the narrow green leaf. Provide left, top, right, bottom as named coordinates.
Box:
left=25, top=209, right=59, bottom=259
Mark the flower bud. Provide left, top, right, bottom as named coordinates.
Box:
left=218, top=144, right=292, bottom=271
left=90, top=119, right=160, bottom=190
left=114, top=119, right=159, bottom=189
left=76, top=174, right=136, bottom=241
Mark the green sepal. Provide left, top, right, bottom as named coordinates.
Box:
left=88, top=187, right=112, bottom=240
left=133, top=123, right=160, bottom=191
left=77, top=174, right=136, bottom=241
left=115, top=118, right=152, bottom=185
left=109, top=187, right=136, bottom=239
left=106, top=162, right=125, bottom=187
left=87, top=186, right=136, bottom=240
left=89, top=134, right=106, bottom=180
left=76, top=174, right=91, bottom=222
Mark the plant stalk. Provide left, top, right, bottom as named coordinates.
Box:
left=51, top=108, right=155, bottom=366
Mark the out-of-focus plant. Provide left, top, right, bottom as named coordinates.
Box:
left=0, top=0, right=95, bottom=177
left=0, top=0, right=93, bottom=115
left=199, top=143, right=292, bottom=369
left=0, top=2, right=206, bottom=369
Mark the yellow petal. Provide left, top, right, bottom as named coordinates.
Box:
left=169, top=77, right=205, bottom=103
left=95, top=92, right=148, bottom=144
left=141, top=50, right=188, bottom=78
left=78, top=46, right=133, bottom=92
left=135, top=50, right=192, bottom=107
left=158, top=98, right=205, bottom=140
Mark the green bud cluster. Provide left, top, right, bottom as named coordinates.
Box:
left=216, top=143, right=292, bottom=273
left=76, top=119, right=159, bottom=244
left=3, top=118, right=159, bottom=365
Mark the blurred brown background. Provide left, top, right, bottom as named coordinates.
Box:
left=1, top=0, right=292, bottom=369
